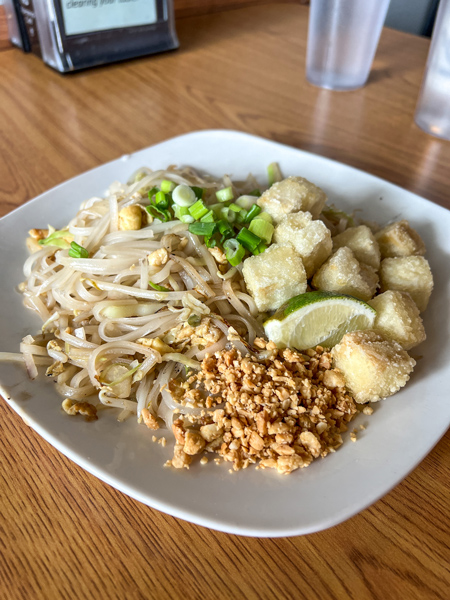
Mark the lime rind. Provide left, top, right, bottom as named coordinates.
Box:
left=263, top=291, right=376, bottom=350
left=265, top=291, right=374, bottom=323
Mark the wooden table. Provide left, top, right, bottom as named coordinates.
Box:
left=0, top=5, right=449, bottom=599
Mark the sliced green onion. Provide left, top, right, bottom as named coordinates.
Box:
left=191, top=186, right=204, bottom=200
left=154, top=191, right=169, bottom=208
left=228, top=203, right=242, bottom=213
left=219, top=206, right=236, bottom=224
left=249, top=189, right=261, bottom=197
left=236, top=227, right=262, bottom=253
left=147, top=186, right=160, bottom=200
left=204, top=234, right=217, bottom=248
left=248, top=218, right=274, bottom=244
left=160, top=180, right=176, bottom=193
left=173, top=184, right=197, bottom=207
left=200, top=210, right=215, bottom=223
left=188, top=222, right=216, bottom=236
left=267, top=162, right=283, bottom=187
left=236, top=209, right=249, bottom=224
left=258, top=211, right=273, bottom=223
left=253, top=242, right=267, bottom=255
left=188, top=199, right=209, bottom=220
left=149, top=281, right=171, bottom=292
left=217, top=220, right=234, bottom=242
left=216, top=186, right=234, bottom=202
left=236, top=195, right=258, bottom=210
left=146, top=205, right=171, bottom=222
left=224, top=239, right=246, bottom=266
left=68, top=241, right=89, bottom=258
left=244, top=204, right=262, bottom=223
left=174, top=205, right=195, bottom=223
left=188, top=314, right=201, bottom=327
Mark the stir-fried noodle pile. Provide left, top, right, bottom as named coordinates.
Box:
left=12, top=166, right=267, bottom=426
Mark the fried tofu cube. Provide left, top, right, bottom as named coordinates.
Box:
left=369, top=291, right=426, bottom=350
left=311, top=247, right=378, bottom=302
left=332, top=225, right=381, bottom=270
left=375, top=220, right=426, bottom=259
left=331, top=330, right=416, bottom=403
left=257, top=176, right=327, bottom=223
left=242, top=244, right=307, bottom=312
left=273, top=211, right=332, bottom=278
left=379, top=256, right=433, bottom=312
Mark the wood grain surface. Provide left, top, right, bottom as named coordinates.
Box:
left=0, top=5, right=449, bottom=600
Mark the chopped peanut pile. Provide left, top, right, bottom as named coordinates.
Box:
left=166, top=340, right=358, bottom=474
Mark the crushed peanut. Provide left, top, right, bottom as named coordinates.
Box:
left=362, top=406, right=374, bottom=415
left=148, top=247, right=169, bottom=267
left=207, top=246, right=227, bottom=264
left=62, top=398, right=97, bottom=420
left=167, top=341, right=358, bottom=474
left=141, top=408, right=160, bottom=430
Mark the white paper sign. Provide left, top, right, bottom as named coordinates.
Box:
left=61, top=0, right=158, bottom=36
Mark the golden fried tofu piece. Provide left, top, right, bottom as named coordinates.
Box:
left=257, top=176, right=327, bottom=223
left=273, top=211, right=332, bottom=278
left=369, top=291, right=426, bottom=350
left=311, top=247, right=378, bottom=302
left=379, top=256, right=433, bottom=312
left=242, top=244, right=307, bottom=312
left=332, top=225, right=381, bottom=270
left=331, top=330, right=416, bottom=403
left=375, top=220, right=426, bottom=259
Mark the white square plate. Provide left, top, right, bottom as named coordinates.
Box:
left=1, top=130, right=449, bottom=537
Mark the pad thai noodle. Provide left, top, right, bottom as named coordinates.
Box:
left=8, top=165, right=271, bottom=426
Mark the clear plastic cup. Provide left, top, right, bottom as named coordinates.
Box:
left=306, top=0, right=391, bottom=91
left=415, top=0, right=450, bottom=140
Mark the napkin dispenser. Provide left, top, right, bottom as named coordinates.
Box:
left=3, top=0, right=178, bottom=72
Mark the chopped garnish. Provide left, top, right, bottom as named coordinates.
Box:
left=224, top=238, right=246, bottom=266
left=154, top=190, right=169, bottom=208
left=219, top=206, right=237, bottom=224
left=244, top=204, right=262, bottom=223
left=216, top=186, right=234, bottom=202
left=248, top=189, right=261, bottom=197
left=257, top=211, right=273, bottom=223
left=267, top=162, right=283, bottom=187
left=188, top=199, right=209, bottom=220
left=217, top=220, right=234, bottom=242
left=191, top=186, right=204, bottom=200
left=147, top=186, right=159, bottom=200
left=248, top=217, right=274, bottom=244
left=148, top=281, right=171, bottom=292
left=188, top=222, right=216, bottom=236
left=174, top=205, right=195, bottom=223
left=172, top=184, right=197, bottom=207
left=253, top=241, right=267, bottom=255
left=200, top=210, right=215, bottom=223
left=236, top=195, right=258, bottom=210
left=160, top=180, right=176, bottom=193
left=146, top=204, right=171, bottom=222
left=68, top=242, right=89, bottom=258
left=236, top=227, right=262, bottom=253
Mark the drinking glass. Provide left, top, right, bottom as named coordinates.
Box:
left=415, top=0, right=450, bottom=140
left=306, top=0, right=391, bottom=91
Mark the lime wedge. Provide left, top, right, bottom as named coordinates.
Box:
left=264, top=291, right=376, bottom=350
